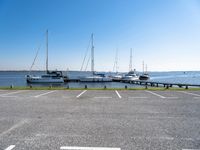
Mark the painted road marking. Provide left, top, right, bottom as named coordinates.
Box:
left=60, top=146, right=121, bottom=150
left=34, top=91, right=56, bottom=98
left=128, top=97, right=147, bottom=99
left=5, top=145, right=15, bottom=150
left=145, top=90, right=166, bottom=99
left=178, top=91, right=200, bottom=97
left=0, top=120, right=29, bottom=137
left=0, top=91, right=25, bottom=97
left=94, top=97, right=112, bottom=99
left=115, top=90, right=121, bottom=99
left=182, top=149, right=200, bottom=150
left=76, top=90, right=87, bottom=98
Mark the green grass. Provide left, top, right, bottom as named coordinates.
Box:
left=1, top=86, right=200, bottom=91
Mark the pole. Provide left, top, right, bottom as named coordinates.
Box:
left=91, top=33, right=94, bottom=75
left=129, top=48, right=132, bottom=72
left=46, top=30, right=49, bottom=73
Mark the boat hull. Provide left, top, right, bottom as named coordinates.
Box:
left=139, top=75, right=149, bottom=80
left=121, top=76, right=139, bottom=82
left=79, top=76, right=112, bottom=82
left=26, top=76, right=64, bottom=83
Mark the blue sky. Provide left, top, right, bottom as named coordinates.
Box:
left=0, top=0, right=200, bottom=71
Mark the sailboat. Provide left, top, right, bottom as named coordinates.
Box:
left=139, top=61, right=150, bottom=80
left=79, top=34, right=112, bottom=82
left=111, top=49, right=123, bottom=81
left=121, top=48, right=139, bottom=81
left=26, top=30, right=65, bottom=83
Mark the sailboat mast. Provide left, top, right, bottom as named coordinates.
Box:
left=91, top=33, right=94, bottom=75
left=129, top=48, right=133, bottom=72
left=116, top=48, right=118, bottom=73
left=46, top=30, right=49, bottom=73
left=142, top=61, right=144, bottom=74
left=145, top=64, right=147, bottom=74
left=113, top=48, right=118, bottom=73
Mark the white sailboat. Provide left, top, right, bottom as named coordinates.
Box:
left=111, top=49, right=123, bottom=81
left=26, top=30, right=65, bottom=83
left=121, top=48, right=139, bottom=81
left=79, top=34, right=112, bottom=82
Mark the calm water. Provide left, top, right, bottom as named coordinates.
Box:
left=0, top=71, right=200, bottom=88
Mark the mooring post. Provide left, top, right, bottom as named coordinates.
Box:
left=10, top=84, right=13, bottom=89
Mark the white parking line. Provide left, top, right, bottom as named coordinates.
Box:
left=76, top=90, right=87, bottom=98
left=182, top=149, right=200, bottom=150
left=145, top=91, right=166, bottom=99
left=115, top=90, right=121, bottom=99
left=128, top=97, right=147, bottom=99
left=60, top=146, right=121, bottom=150
left=0, top=120, right=29, bottom=137
left=5, top=145, right=15, bottom=150
left=0, top=91, right=25, bottom=97
left=94, top=97, right=112, bottom=99
left=178, top=91, right=200, bottom=97
left=34, top=91, right=56, bottom=98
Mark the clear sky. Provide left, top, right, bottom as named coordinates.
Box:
left=0, top=0, right=200, bottom=72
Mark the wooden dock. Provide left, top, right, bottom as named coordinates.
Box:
left=66, top=78, right=200, bottom=89
left=125, top=80, right=200, bottom=89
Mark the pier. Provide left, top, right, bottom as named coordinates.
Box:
left=65, top=78, right=200, bottom=89
left=125, top=80, right=200, bottom=89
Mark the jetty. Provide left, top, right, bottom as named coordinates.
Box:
left=124, top=80, right=200, bottom=89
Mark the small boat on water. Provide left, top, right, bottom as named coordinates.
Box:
left=80, top=73, right=112, bottom=82
left=26, top=30, right=66, bottom=83
left=26, top=71, right=65, bottom=83
left=112, top=74, right=123, bottom=81
left=121, top=49, right=139, bottom=82
left=121, top=70, right=139, bottom=81
left=139, top=73, right=149, bottom=80
left=79, top=34, right=112, bottom=82
left=139, top=61, right=150, bottom=80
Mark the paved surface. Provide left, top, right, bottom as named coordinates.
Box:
left=0, top=90, right=200, bottom=150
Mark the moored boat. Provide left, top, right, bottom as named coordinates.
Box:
left=121, top=48, right=139, bottom=82
left=26, top=30, right=65, bottom=83
left=79, top=34, right=112, bottom=82
left=121, top=71, right=139, bottom=82
left=139, top=61, right=150, bottom=80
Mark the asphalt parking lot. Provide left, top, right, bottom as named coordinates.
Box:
left=0, top=90, right=200, bottom=150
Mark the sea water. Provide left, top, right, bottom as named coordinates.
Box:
left=0, top=71, right=200, bottom=88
